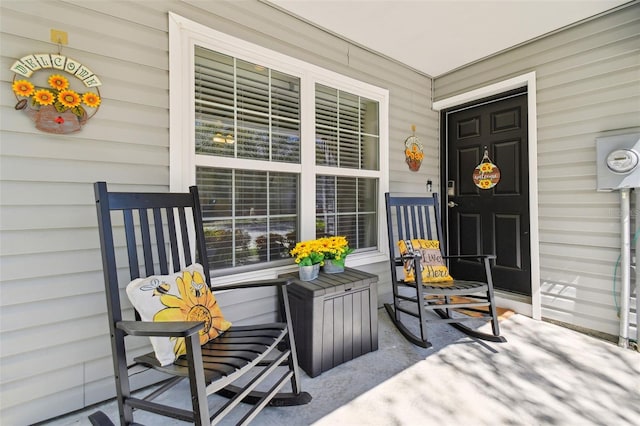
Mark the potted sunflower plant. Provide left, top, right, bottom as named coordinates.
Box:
left=289, top=239, right=324, bottom=281
left=317, top=236, right=354, bottom=274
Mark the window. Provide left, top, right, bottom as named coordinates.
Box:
left=194, top=48, right=301, bottom=270
left=315, top=85, right=380, bottom=249
left=170, top=13, right=388, bottom=280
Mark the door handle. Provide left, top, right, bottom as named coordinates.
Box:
left=447, top=201, right=458, bottom=208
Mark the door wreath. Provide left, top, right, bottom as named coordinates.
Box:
left=473, top=148, right=501, bottom=189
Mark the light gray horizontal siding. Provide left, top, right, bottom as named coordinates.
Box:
left=0, top=0, right=434, bottom=423
left=435, top=2, right=640, bottom=337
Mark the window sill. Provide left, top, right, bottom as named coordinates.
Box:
left=209, top=250, right=387, bottom=287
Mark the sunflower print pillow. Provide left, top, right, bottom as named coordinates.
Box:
left=126, top=263, right=231, bottom=366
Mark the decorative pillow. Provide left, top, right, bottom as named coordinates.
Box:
left=126, top=263, right=232, bottom=366
left=397, top=239, right=454, bottom=285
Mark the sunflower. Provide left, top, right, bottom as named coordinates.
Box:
left=57, top=90, right=81, bottom=108
left=479, top=179, right=492, bottom=189
left=48, top=74, right=69, bottom=91
left=33, top=89, right=55, bottom=106
left=480, top=163, right=494, bottom=173
left=12, top=80, right=35, bottom=97
left=290, top=239, right=325, bottom=266
left=82, top=92, right=101, bottom=108
left=154, top=269, right=231, bottom=358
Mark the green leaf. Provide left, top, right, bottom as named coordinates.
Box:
left=54, top=101, right=67, bottom=113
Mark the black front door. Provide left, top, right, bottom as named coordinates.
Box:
left=442, top=89, right=531, bottom=295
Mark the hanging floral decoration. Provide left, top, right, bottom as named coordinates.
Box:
left=10, top=53, right=102, bottom=134
left=472, top=148, right=501, bottom=190
left=404, top=124, right=424, bottom=172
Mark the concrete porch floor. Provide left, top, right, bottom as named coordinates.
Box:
left=40, top=308, right=639, bottom=426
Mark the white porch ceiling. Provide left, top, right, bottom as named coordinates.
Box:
left=267, top=0, right=630, bottom=77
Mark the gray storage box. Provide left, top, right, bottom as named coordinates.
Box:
left=281, top=268, right=378, bottom=377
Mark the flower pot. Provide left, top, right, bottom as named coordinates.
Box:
left=299, top=263, right=320, bottom=281
left=34, top=105, right=82, bottom=134
left=322, top=258, right=345, bottom=274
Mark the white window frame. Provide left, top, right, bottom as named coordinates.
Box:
left=169, top=13, right=389, bottom=283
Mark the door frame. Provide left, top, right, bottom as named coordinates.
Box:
left=433, top=71, right=541, bottom=320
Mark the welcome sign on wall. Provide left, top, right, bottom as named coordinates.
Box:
left=10, top=53, right=102, bottom=134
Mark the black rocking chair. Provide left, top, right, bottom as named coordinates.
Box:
left=385, top=193, right=506, bottom=348
left=91, top=182, right=310, bottom=425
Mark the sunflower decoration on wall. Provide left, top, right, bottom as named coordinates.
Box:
left=10, top=53, right=102, bottom=134
left=404, top=124, right=424, bottom=172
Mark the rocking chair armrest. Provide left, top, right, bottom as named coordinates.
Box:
left=116, top=320, right=204, bottom=337
left=212, top=277, right=293, bottom=291
left=443, top=254, right=496, bottom=260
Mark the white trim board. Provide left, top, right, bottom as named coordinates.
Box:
left=432, top=72, right=541, bottom=321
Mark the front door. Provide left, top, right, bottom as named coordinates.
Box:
left=442, top=89, right=531, bottom=295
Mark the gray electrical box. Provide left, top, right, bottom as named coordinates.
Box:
left=596, top=132, right=640, bottom=191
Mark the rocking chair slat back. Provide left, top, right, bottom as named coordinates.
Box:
left=384, top=192, right=506, bottom=349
